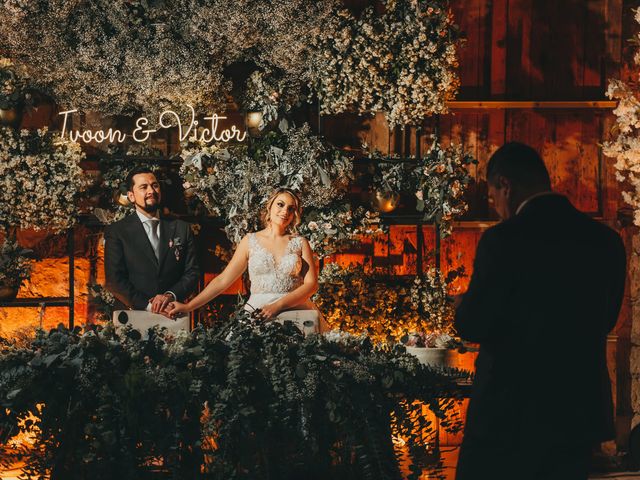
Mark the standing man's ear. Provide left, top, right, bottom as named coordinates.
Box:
left=127, top=190, right=135, bottom=204
left=498, top=175, right=511, bottom=198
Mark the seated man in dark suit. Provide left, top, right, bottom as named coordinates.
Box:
left=104, top=166, right=200, bottom=316
left=455, top=142, right=626, bottom=480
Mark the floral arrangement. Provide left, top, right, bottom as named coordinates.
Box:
left=0, top=0, right=458, bottom=124
left=404, top=265, right=465, bottom=348
left=88, top=283, right=115, bottom=322
left=0, top=127, right=87, bottom=232
left=298, top=202, right=386, bottom=258
left=191, top=0, right=337, bottom=113
left=180, top=123, right=356, bottom=244
left=0, top=1, right=229, bottom=115
left=0, top=319, right=469, bottom=479
left=0, top=0, right=336, bottom=116
left=368, top=155, right=415, bottom=196
left=414, top=139, right=476, bottom=236
left=0, top=58, right=27, bottom=110
left=0, top=238, right=33, bottom=289
left=316, top=262, right=464, bottom=346
left=368, top=138, right=477, bottom=237
left=311, top=0, right=461, bottom=127
left=602, top=7, right=640, bottom=227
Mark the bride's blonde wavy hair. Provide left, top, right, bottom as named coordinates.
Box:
left=261, top=187, right=302, bottom=234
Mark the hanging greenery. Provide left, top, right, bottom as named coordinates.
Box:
left=0, top=58, right=29, bottom=110
left=297, top=201, right=386, bottom=259
left=0, top=319, right=469, bottom=479
left=241, top=70, right=307, bottom=129
left=368, top=137, right=477, bottom=237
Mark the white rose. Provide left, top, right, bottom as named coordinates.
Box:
left=434, top=334, right=453, bottom=349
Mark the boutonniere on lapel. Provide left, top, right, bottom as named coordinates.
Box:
left=168, top=237, right=183, bottom=261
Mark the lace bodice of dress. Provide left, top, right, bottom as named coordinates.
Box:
left=248, top=233, right=304, bottom=294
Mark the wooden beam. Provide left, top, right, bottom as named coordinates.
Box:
left=447, top=101, right=617, bottom=109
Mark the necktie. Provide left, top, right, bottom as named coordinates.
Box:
left=147, top=218, right=160, bottom=260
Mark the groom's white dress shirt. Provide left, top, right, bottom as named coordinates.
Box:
left=135, top=210, right=176, bottom=310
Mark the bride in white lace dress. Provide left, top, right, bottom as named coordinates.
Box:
left=166, top=188, right=323, bottom=331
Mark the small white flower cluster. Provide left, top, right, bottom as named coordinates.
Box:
left=0, top=127, right=87, bottom=232
left=409, top=267, right=455, bottom=335
left=603, top=10, right=640, bottom=227
left=323, top=329, right=365, bottom=345
left=311, top=0, right=461, bottom=128
left=298, top=204, right=385, bottom=258
left=162, top=329, right=191, bottom=357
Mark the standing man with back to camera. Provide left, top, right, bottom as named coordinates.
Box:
left=104, top=166, right=200, bottom=317
left=454, top=142, right=626, bottom=480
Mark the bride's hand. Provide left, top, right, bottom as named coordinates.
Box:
left=165, top=301, right=189, bottom=319
left=256, top=302, right=280, bottom=321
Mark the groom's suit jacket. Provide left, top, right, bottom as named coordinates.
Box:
left=104, top=213, right=200, bottom=310
left=455, top=194, right=626, bottom=471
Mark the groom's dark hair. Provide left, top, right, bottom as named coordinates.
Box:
left=487, top=142, right=551, bottom=191
left=126, top=166, right=157, bottom=191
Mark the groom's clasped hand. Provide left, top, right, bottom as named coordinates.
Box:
left=149, top=293, right=175, bottom=318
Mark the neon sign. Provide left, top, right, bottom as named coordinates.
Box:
left=58, top=105, right=247, bottom=144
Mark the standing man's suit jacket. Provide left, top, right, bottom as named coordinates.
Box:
left=455, top=194, right=626, bottom=451
left=104, top=214, right=200, bottom=310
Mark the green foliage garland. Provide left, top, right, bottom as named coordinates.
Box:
left=0, top=319, right=469, bottom=479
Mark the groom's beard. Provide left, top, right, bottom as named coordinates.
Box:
left=142, top=202, right=160, bottom=213
left=140, top=194, right=160, bottom=213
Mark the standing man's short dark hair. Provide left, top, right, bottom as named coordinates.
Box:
left=454, top=142, right=626, bottom=480
left=486, top=142, right=551, bottom=190
left=125, top=166, right=157, bottom=192
left=484, top=142, right=552, bottom=222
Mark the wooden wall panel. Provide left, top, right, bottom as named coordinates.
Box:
left=453, top=0, right=621, bottom=100
left=452, top=0, right=491, bottom=98
left=505, top=110, right=603, bottom=213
